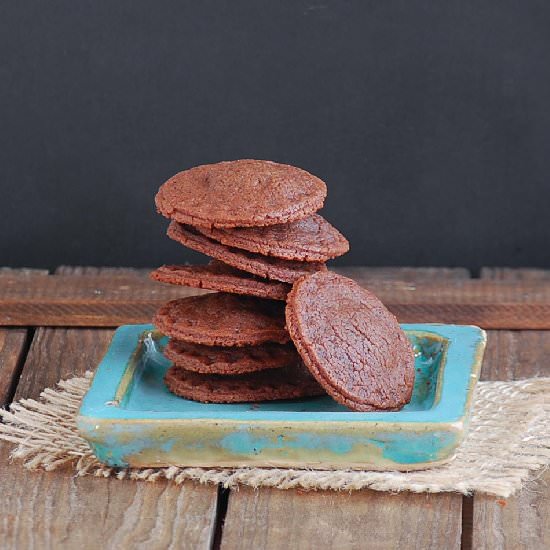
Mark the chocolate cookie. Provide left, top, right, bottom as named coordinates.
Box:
left=155, top=159, right=327, bottom=228
left=164, top=340, right=300, bottom=375
left=198, top=214, right=349, bottom=262
left=164, top=363, right=325, bottom=403
left=286, top=272, right=415, bottom=412
left=153, top=293, right=289, bottom=346
left=151, top=261, right=291, bottom=301
left=167, top=222, right=326, bottom=284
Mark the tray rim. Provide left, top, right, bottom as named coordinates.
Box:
left=78, top=323, right=486, bottom=427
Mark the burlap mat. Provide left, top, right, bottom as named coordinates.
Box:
left=0, top=372, right=549, bottom=497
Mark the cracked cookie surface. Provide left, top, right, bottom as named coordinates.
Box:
left=155, top=159, right=326, bottom=228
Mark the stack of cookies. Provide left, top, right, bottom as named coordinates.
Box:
left=152, top=160, right=415, bottom=411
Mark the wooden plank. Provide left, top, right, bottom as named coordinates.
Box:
left=0, top=269, right=48, bottom=407
left=220, top=487, right=462, bottom=550
left=56, top=265, right=153, bottom=277
left=0, top=271, right=203, bottom=326
left=220, top=268, right=466, bottom=550
left=481, top=329, right=550, bottom=380
left=0, top=268, right=49, bottom=276
left=0, top=328, right=219, bottom=550
left=0, top=271, right=549, bottom=328
left=481, top=268, right=550, bottom=381
left=58, top=266, right=471, bottom=281
left=480, top=267, right=550, bottom=281
left=0, top=268, right=220, bottom=550
left=336, top=266, right=470, bottom=281
left=0, top=329, right=27, bottom=407
left=472, top=268, right=550, bottom=550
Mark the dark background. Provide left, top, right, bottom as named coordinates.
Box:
left=2, top=1, right=549, bottom=271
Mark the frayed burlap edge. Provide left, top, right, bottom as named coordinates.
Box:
left=0, top=372, right=549, bottom=497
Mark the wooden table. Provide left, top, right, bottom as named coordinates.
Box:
left=0, top=266, right=548, bottom=550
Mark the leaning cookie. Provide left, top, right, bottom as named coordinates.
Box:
left=164, top=340, right=300, bottom=375
left=150, top=261, right=291, bottom=301
left=164, top=363, right=325, bottom=403
left=285, top=271, right=415, bottom=412
left=153, top=293, right=289, bottom=347
left=167, top=222, right=326, bottom=284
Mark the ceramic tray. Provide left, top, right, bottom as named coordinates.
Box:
left=77, top=323, right=486, bottom=471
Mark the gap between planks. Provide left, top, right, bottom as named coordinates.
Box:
left=0, top=328, right=34, bottom=407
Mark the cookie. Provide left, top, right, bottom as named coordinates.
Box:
left=150, top=261, right=291, bottom=301
left=167, top=222, right=326, bottom=284
left=198, top=214, right=349, bottom=262
left=164, top=363, right=325, bottom=403
left=285, top=271, right=415, bottom=412
left=153, top=293, right=289, bottom=346
left=164, top=340, right=300, bottom=375
left=155, top=159, right=327, bottom=228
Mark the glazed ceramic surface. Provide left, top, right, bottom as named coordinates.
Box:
left=78, top=323, right=486, bottom=470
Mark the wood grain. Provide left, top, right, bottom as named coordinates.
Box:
left=40, top=266, right=473, bottom=281
left=1, top=270, right=549, bottom=328
left=0, top=269, right=48, bottom=406
left=0, top=268, right=220, bottom=550
left=0, top=329, right=27, bottom=406
left=472, top=268, right=550, bottom=550
left=56, top=265, right=153, bottom=277
left=220, top=268, right=467, bottom=550
left=335, top=266, right=470, bottom=281
left=480, top=267, right=550, bottom=281
left=221, top=487, right=462, bottom=550
left=481, top=329, right=550, bottom=380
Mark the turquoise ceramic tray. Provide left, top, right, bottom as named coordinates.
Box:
left=78, top=324, right=486, bottom=471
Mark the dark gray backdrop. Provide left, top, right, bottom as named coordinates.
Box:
left=2, top=1, right=549, bottom=271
